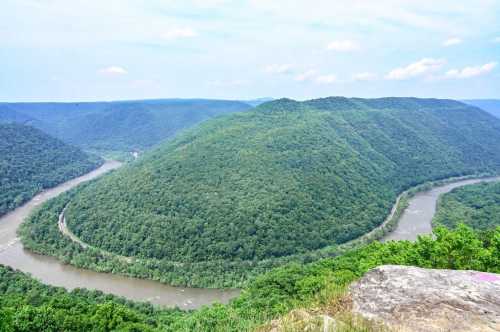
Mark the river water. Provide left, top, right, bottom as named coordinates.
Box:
left=0, top=161, right=239, bottom=309
left=382, top=176, right=500, bottom=242
left=1, top=161, right=498, bottom=308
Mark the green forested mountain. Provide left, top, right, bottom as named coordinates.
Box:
left=22, top=97, right=500, bottom=285
left=0, top=99, right=251, bottom=156
left=434, top=180, right=500, bottom=230
left=0, top=123, right=102, bottom=216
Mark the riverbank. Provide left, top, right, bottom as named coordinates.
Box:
left=383, top=174, right=500, bottom=242
left=0, top=161, right=238, bottom=308
left=8, top=162, right=499, bottom=305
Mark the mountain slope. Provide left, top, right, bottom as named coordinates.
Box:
left=462, top=99, right=500, bottom=119
left=0, top=123, right=102, bottom=216
left=0, top=99, right=252, bottom=155
left=60, top=97, right=500, bottom=272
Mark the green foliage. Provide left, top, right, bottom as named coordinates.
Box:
left=229, top=224, right=500, bottom=321
left=20, top=97, right=500, bottom=286
left=0, top=264, right=187, bottom=331
left=434, top=181, right=500, bottom=230
left=6, top=225, right=500, bottom=331
left=0, top=123, right=102, bottom=216
left=0, top=99, right=251, bottom=154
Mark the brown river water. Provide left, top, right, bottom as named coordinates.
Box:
left=382, top=176, right=500, bottom=242
left=0, top=160, right=498, bottom=308
left=0, top=161, right=239, bottom=309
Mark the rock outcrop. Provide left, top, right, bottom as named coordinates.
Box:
left=350, top=265, right=500, bottom=332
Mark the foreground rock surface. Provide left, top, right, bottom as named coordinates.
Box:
left=350, top=265, right=500, bottom=332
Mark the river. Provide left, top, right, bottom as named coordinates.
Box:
left=0, top=161, right=239, bottom=309
left=1, top=161, right=498, bottom=309
left=382, top=176, right=500, bottom=242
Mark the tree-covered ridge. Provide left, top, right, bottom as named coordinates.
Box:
left=434, top=180, right=500, bottom=230
left=4, top=225, right=500, bottom=331
left=0, top=99, right=252, bottom=155
left=62, top=97, right=500, bottom=268
left=0, top=123, right=102, bottom=216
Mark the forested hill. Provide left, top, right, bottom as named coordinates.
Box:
left=0, top=99, right=251, bottom=156
left=462, top=99, right=500, bottom=119
left=60, top=97, right=500, bottom=279
left=0, top=123, right=102, bottom=216
left=434, top=180, right=500, bottom=230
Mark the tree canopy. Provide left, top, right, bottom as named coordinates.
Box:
left=59, top=97, right=500, bottom=266
left=0, top=123, right=102, bottom=216
left=5, top=225, right=500, bottom=331
left=434, top=181, right=500, bottom=230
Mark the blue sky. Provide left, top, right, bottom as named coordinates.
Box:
left=1, top=0, right=500, bottom=102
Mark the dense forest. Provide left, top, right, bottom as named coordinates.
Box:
left=0, top=123, right=102, bottom=216
left=0, top=99, right=251, bottom=156
left=20, top=97, right=500, bottom=286
left=434, top=180, right=500, bottom=230
left=5, top=225, right=500, bottom=331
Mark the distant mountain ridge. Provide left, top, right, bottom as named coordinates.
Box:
left=0, top=99, right=252, bottom=156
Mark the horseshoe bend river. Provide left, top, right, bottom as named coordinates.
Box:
left=1, top=160, right=498, bottom=308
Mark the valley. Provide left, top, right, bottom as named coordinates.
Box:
left=3, top=2, right=500, bottom=329
left=2, top=168, right=497, bottom=308
left=0, top=99, right=252, bottom=158
left=1, top=97, right=500, bottom=331
left=1, top=99, right=499, bottom=311
left=383, top=176, right=500, bottom=241
left=20, top=97, right=500, bottom=287
left=0, top=161, right=238, bottom=309
left=0, top=123, right=102, bottom=216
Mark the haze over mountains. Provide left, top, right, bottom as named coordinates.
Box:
left=0, top=99, right=252, bottom=157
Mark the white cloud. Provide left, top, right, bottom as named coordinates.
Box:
left=264, top=64, right=294, bottom=75
left=443, top=37, right=462, bottom=46
left=385, top=58, right=445, bottom=80
left=444, top=62, right=497, bottom=79
left=326, top=40, right=360, bottom=52
left=99, top=66, right=128, bottom=75
left=315, top=74, right=338, bottom=84
left=353, top=72, right=378, bottom=81
left=294, top=70, right=318, bottom=82
left=161, top=27, right=198, bottom=40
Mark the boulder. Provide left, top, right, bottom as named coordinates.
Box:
left=350, top=265, right=500, bottom=332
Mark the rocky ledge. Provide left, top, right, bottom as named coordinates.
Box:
left=350, top=265, right=500, bottom=332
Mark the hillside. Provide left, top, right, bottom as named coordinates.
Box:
left=463, top=99, right=500, bottom=119
left=0, top=99, right=252, bottom=156
left=434, top=180, right=500, bottom=230
left=5, top=225, right=500, bottom=331
left=22, top=97, right=500, bottom=286
left=0, top=123, right=102, bottom=216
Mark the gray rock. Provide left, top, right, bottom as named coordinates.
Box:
left=350, top=265, right=500, bottom=332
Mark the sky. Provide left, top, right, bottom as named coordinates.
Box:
left=1, top=0, right=500, bottom=102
